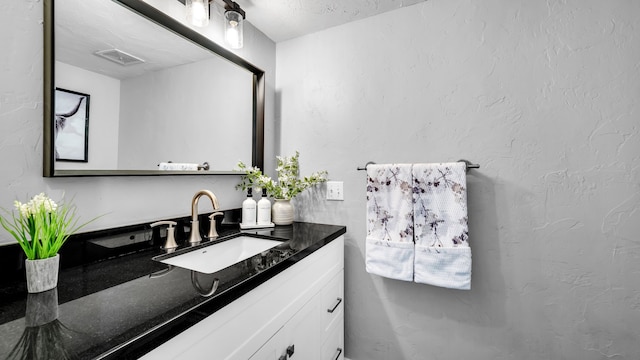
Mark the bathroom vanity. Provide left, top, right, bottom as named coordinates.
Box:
left=0, top=221, right=346, bottom=359
left=143, top=232, right=344, bottom=360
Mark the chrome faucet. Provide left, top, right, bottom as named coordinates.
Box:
left=189, top=190, right=220, bottom=244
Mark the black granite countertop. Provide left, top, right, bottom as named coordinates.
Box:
left=0, top=221, right=346, bottom=360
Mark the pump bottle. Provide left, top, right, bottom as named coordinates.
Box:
left=241, top=188, right=257, bottom=226
left=257, top=188, right=271, bottom=225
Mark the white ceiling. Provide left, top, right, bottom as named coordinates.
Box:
left=55, top=0, right=429, bottom=80
left=57, top=0, right=214, bottom=79
left=234, top=0, right=430, bottom=43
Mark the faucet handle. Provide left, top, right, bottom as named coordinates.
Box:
left=150, top=221, right=178, bottom=250
left=207, top=212, right=224, bottom=239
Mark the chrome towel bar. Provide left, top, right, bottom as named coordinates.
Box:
left=357, top=159, right=479, bottom=172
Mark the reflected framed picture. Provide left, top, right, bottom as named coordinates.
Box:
left=54, top=88, right=90, bottom=162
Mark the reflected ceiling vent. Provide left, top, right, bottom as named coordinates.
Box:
left=94, top=49, right=145, bottom=66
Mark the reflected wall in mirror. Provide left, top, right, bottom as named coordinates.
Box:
left=43, top=0, right=264, bottom=176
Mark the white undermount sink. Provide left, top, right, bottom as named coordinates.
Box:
left=156, top=235, right=282, bottom=274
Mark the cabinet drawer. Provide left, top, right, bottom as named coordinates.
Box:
left=321, top=269, right=344, bottom=336
left=321, top=319, right=344, bottom=360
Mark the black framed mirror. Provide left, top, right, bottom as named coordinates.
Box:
left=43, top=0, right=264, bottom=177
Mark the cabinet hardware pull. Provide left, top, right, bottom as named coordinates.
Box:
left=327, top=297, right=343, bottom=313
left=332, top=347, right=343, bottom=360
left=286, top=344, right=295, bottom=356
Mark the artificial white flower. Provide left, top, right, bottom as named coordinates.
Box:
left=236, top=151, right=328, bottom=200
left=1, top=193, right=96, bottom=260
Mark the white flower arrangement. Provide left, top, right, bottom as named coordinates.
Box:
left=0, top=193, right=95, bottom=260
left=236, top=151, right=328, bottom=200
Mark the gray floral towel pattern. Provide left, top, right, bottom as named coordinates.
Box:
left=412, top=163, right=469, bottom=248
left=413, top=162, right=472, bottom=290
left=366, top=164, right=415, bottom=281
left=366, top=164, right=414, bottom=242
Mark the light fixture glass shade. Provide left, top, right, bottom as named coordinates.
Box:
left=186, top=0, right=209, bottom=27
left=225, top=10, right=244, bottom=49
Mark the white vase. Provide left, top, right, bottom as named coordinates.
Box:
left=25, top=254, right=60, bottom=293
left=272, top=199, right=294, bottom=226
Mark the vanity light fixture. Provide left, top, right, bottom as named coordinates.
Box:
left=222, top=0, right=245, bottom=49
left=183, top=0, right=245, bottom=49
left=185, top=0, right=210, bottom=27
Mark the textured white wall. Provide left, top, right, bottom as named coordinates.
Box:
left=0, top=0, right=275, bottom=244
left=277, top=0, right=640, bottom=359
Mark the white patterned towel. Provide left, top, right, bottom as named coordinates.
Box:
left=365, top=164, right=415, bottom=282
left=412, top=162, right=472, bottom=290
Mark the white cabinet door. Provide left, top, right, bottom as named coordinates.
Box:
left=250, top=295, right=321, bottom=360
left=321, top=270, right=344, bottom=336
left=321, top=270, right=344, bottom=360
left=282, top=295, right=321, bottom=360
left=321, top=319, right=344, bottom=360
left=249, top=328, right=286, bottom=360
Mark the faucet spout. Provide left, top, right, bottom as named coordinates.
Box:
left=189, top=189, right=220, bottom=244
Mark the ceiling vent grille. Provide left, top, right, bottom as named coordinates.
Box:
left=94, top=49, right=145, bottom=66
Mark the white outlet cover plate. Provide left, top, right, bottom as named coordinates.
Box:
left=326, top=181, right=344, bottom=201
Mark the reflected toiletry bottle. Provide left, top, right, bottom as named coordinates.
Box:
left=242, top=188, right=257, bottom=226
left=257, top=188, right=271, bottom=225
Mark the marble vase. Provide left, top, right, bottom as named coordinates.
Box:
left=25, top=254, right=59, bottom=293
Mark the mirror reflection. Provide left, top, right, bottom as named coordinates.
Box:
left=45, top=0, right=263, bottom=176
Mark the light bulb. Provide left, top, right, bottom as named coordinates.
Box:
left=186, top=0, right=209, bottom=27
left=225, top=10, right=243, bottom=49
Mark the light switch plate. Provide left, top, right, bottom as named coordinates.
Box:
left=326, top=181, right=344, bottom=201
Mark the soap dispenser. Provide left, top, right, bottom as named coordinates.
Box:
left=241, top=188, right=257, bottom=226
left=257, top=188, right=271, bottom=225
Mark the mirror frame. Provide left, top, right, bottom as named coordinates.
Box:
left=43, top=0, right=264, bottom=177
